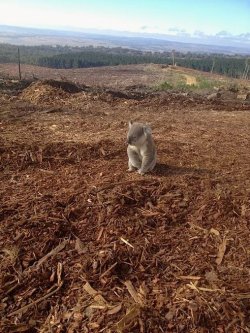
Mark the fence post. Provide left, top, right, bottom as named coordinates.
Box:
left=18, top=48, right=22, bottom=80
left=172, top=49, right=175, bottom=66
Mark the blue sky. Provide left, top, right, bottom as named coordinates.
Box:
left=0, top=0, right=249, bottom=36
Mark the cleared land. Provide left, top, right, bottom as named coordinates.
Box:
left=0, top=66, right=250, bottom=332
left=1, top=63, right=250, bottom=90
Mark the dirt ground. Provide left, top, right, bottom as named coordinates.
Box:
left=0, top=76, right=250, bottom=333
left=1, top=63, right=249, bottom=91
left=0, top=63, right=174, bottom=89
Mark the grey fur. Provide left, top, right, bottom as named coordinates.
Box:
left=127, top=121, right=156, bottom=175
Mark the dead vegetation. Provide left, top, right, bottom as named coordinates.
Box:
left=0, top=76, right=250, bottom=333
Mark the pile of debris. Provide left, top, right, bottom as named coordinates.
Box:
left=19, top=80, right=84, bottom=105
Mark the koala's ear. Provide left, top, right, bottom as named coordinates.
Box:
left=143, top=125, right=152, bottom=136
left=128, top=121, right=133, bottom=128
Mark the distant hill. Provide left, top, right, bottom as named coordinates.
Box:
left=0, top=25, right=250, bottom=55
left=0, top=43, right=249, bottom=79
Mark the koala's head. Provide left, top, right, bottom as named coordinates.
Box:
left=127, top=121, right=152, bottom=146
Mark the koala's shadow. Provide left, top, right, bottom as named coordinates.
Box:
left=153, top=162, right=211, bottom=177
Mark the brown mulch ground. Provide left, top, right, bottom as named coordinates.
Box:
left=0, top=79, right=250, bottom=333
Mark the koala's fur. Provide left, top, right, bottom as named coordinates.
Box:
left=127, top=121, right=156, bottom=175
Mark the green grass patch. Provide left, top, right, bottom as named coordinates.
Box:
left=156, top=81, right=173, bottom=90
left=156, top=76, right=223, bottom=91
left=195, top=77, right=221, bottom=89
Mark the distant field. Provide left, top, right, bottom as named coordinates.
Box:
left=0, top=63, right=249, bottom=91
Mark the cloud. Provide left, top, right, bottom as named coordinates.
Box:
left=168, top=27, right=190, bottom=37
left=177, top=32, right=191, bottom=37
left=216, top=30, right=232, bottom=37
left=194, top=30, right=205, bottom=37
left=239, top=33, right=250, bottom=40
left=168, top=28, right=250, bottom=44
left=164, top=27, right=250, bottom=47
left=139, top=25, right=161, bottom=33
left=168, top=27, right=186, bottom=33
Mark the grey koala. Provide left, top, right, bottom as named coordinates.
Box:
left=127, top=121, right=156, bottom=175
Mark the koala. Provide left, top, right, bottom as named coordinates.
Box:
left=127, top=121, right=156, bottom=175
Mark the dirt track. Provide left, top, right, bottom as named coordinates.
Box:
left=0, top=78, right=250, bottom=332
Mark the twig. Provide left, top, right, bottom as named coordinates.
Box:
left=225, top=318, right=240, bottom=332
left=36, top=239, right=68, bottom=268
left=7, top=283, right=63, bottom=317
left=38, top=168, right=54, bottom=174
left=97, top=227, right=104, bottom=241
left=81, top=201, right=112, bottom=208
left=235, top=293, right=250, bottom=299
left=188, top=222, right=208, bottom=233
left=100, top=262, right=118, bottom=278
left=177, top=275, right=201, bottom=281
left=113, top=190, right=135, bottom=201
left=120, top=237, right=134, bottom=249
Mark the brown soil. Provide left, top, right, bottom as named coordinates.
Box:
left=1, top=63, right=249, bottom=91
left=0, top=63, right=172, bottom=89
left=0, top=77, right=250, bottom=333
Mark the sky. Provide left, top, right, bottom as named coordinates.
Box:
left=0, top=0, right=249, bottom=38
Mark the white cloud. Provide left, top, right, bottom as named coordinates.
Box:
left=168, top=27, right=186, bottom=33
left=194, top=30, right=205, bottom=37
left=216, top=30, right=232, bottom=37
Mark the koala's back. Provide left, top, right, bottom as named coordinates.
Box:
left=141, top=136, right=156, bottom=172
left=141, top=135, right=156, bottom=155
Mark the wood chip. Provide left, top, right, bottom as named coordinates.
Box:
left=124, top=280, right=144, bottom=306
left=115, top=304, right=140, bottom=333
left=83, top=282, right=108, bottom=307
left=215, top=238, right=227, bottom=265
left=107, top=303, right=122, bottom=315
left=210, top=228, right=220, bottom=236
left=177, top=275, right=201, bottom=281
left=120, top=237, right=134, bottom=249
left=75, top=237, right=87, bottom=254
